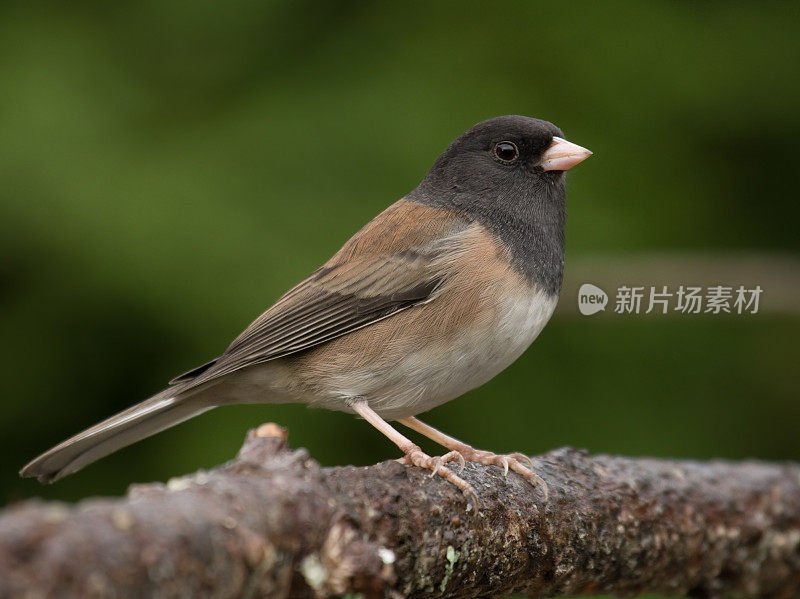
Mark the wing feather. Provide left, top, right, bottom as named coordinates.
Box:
left=182, top=251, right=446, bottom=388
left=170, top=200, right=469, bottom=391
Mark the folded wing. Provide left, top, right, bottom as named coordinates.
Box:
left=170, top=200, right=468, bottom=391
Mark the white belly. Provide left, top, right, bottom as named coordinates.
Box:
left=326, top=289, right=558, bottom=419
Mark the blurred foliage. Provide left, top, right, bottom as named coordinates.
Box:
left=1, top=0, right=798, bottom=524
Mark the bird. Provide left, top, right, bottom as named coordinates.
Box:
left=20, top=115, right=591, bottom=500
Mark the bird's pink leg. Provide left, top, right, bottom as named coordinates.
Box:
left=398, top=416, right=548, bottom=500
left=350, top=402, right=476, bottom=502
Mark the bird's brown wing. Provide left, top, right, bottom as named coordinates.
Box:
left=171, top=200, right=468, bottom=390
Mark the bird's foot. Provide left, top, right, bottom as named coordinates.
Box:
left=459, top=447, right=548, bottom=500
left=397, top=448, right=477, bottom=505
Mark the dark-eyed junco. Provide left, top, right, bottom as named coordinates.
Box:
left=21, top=115, right=591, bottom=499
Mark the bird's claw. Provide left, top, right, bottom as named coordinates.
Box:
left=509, top=452, right=534, bottom=470
left=465, top=449, right=548, bottom=501
left=399, top=449, right=477, bottom=507
left=497, top=455, right=510, bottom=476
left=429, top=450, right=467, bottom=475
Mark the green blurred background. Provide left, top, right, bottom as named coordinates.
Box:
left=1, top=0, right=799, bottom=512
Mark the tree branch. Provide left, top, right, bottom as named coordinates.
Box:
left=2, top=423, right=799, bottom=599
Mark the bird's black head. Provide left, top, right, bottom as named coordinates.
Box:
left=410, top=115, right=592, bottom=295
left=416, top=115, right=589, bottom=198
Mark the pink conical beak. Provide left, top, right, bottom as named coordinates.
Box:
left=541, top=136, right=592, bottom=171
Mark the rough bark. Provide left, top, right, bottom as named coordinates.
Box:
left=1, top=423, right=799, bottom=599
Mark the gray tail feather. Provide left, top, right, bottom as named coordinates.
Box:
left=20, top=391, right=214, bottom=483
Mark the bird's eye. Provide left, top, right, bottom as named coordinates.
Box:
left=493, top=141, right=519, bottom=163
